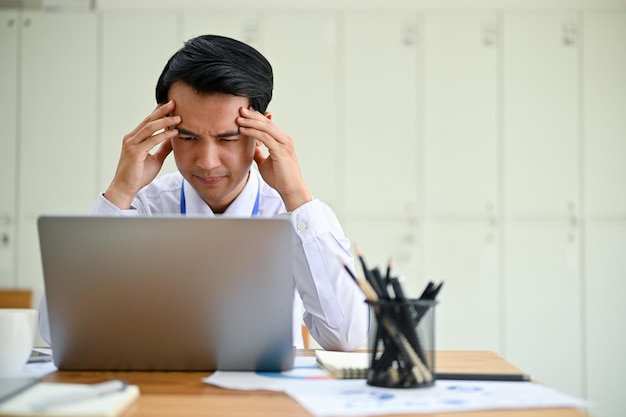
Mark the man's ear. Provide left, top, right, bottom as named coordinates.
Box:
left=264, top=111, right=272, bottom=121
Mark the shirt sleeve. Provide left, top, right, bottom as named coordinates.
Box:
left=90, top=193, right=141, bottom=215
left=289, top=199, right=370, bottom=351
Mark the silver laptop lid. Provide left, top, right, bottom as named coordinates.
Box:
left=38, top=215, right=295, bottom=371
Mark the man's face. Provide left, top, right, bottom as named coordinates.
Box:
left=168, top=82, right=256, bottom=213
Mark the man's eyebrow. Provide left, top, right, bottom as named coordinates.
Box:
left=215, top=130, right=241, bottom=138
left=177, top=126, right=202, bottom=137
left=177, top=127, right=240, bottom=139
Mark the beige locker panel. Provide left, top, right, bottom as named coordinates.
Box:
left=19, top=12, right=97, bottom=214
left=504, top=220, right=582, bottom=397
left=262, top=12, right=341, bottom=212
left=18, top=12, right=98, bottom=322
left=583, top=12, right=626, bottom=217
left=0, top=11, right=19, bottom=287
left=585, top=220, right=626, bottom=417
left=423, top=12, right=499, bottom=216
left=343, top=11, right=420, bottom=217
left=503, top=12, right=580, bottom=217
left=99, top=12, right=180, bottom=192
left=181, top=11, right=263, bottom=50
left=342, top=217, right=421, bottom=298
left=423, top=220, right=500, bottom=352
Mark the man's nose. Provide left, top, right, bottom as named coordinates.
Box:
left=195, top=140, right=221, bottom=170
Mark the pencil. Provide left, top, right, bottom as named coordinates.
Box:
left=436, top=372, right=531, bottom=382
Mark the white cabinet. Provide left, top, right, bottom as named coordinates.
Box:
left=583, top=12, right=626, bottom=218
left=583, top=11, right=626, bottom=417
left=99, top=11, right=180, bottom=191
left=341, top=11, right=421, bottom=293
left=503, top=12, right=580, bottom=217
left=344, top=218, right=421, bottom=296
left=423, top=220, right=500, bottom=350
left=584, top=221, right=626, bottom=417
left=342, top=11, right=420, bottom=218
left=423, top=12, right=499, bottom=216
left=0, top=11, right=19, bottom=288
left=504, top=221, right=582, bottom=396
left=421, top=12, right=501, bottom=352
left=501, top=12, right=583, bottom=397
left=17, top=12, right=98, bottom=315
left=181, top=11, right=263, bottom=50
left=263, top=12, right=341, bottom=211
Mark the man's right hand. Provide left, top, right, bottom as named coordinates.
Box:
left=104, top=100, right=181, bottom=209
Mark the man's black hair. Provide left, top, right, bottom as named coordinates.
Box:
left=156, top=34, right=273, bottom=113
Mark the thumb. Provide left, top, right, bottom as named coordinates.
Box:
left=253, top=145, right=267, bottom=166
left=153, top=139, right=173, bottom=165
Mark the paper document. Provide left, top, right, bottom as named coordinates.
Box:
left=0, top=382, right=139, bottom=417
left=0, top=349, right=57, bottom=380
left=284, top=378, right=589, bottom=416
left=204, top=354, right=588, bottom=416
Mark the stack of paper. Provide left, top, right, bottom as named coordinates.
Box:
left=315, top=351, right=369, bottom=379
left=0, top=381, right=139, bottom=417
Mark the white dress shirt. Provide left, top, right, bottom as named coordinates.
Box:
left=39, top=169, right=369, bottom=351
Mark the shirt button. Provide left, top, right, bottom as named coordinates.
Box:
left=297, top=222, right=307, bottom=231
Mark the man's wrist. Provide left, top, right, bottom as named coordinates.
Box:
left=283, top=187, right=313, bottom=212
left=103, top=185, right=136, bottom=210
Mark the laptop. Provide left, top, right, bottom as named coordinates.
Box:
left=37, top=215, right=295, bottom=372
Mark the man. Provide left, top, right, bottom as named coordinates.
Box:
left=40, top=34, right=368, bottom=351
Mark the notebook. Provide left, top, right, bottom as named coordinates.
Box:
left=37, top=215, right=296, bottom=372
left=315, top=350, right=369, bottom=379
left=0, top=381, right=139, bottom=417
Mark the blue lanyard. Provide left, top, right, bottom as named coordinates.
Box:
left=180, top=180, right=260, bottom=217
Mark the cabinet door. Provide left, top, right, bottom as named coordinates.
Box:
left=343, top=218, right=420, bottom=297
left=504, top=221, right=582, bottom=397
left=424, top=220, right=500, bottom=351
left=583, top=12, right=626, bottom=217
left=99, top=11, right=180, bottom=192
left=503, top=12, right=580, bottom=217
left=263, top=12, right=341, bottom=211
left=423, top=12, right=499, bottom=216
left=583, top=11, right=626, bottom=417
left=0, top=11, right=19, bottom=287
left=342, top=11, right=420, bottom=218
left=585, top=220, right=626, bottom=417
left=18, top=11, right=98, bottom=310
left=181, top=11, right=262, bottom=50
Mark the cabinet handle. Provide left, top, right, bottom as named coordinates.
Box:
left=482, top=20, right=497, bottom=47
left=401, top=21, right=416, bottom=47
left=242, top=21, right=259, bottom=45
left=561, top=19, right=577, bottom=46
left=24, top=18, right=31, bottom=27
left=7, top=18, right=15, bottom=27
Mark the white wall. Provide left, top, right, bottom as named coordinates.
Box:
left=1, top=3, right=625, bottom=416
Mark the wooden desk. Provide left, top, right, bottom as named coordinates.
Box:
left=42, top=350, right=587, bottom=417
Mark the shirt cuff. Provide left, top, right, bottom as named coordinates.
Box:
left=289, top=199, right=335, bottom=241
left=91, top=193, right=139, bottom=216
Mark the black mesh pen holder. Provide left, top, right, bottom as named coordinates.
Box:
left=366, top=299, right=437, bottom=388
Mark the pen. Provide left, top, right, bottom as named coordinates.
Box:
left=31, top=379, right=127, bottom=411
left=436, top=372, right=531, bottom=382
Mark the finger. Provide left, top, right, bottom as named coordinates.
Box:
left=145, top=127, right=178, bottom=151
left=126, top=115, right=181, bottom=147
left=238, top=119, right=286, bottom=152
left=124, top=127, right=178, bottom=158
left=238, top=108, right=282, bottom=137
left=253, top=145, right=268, bottom=167
left=127, top=100, right=176, bottom=138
